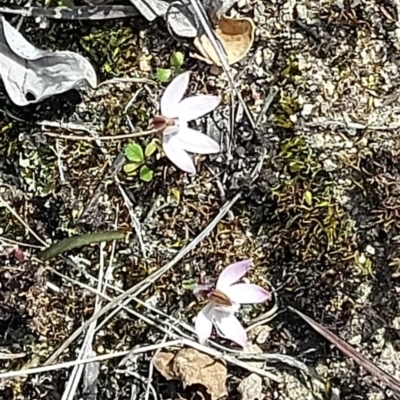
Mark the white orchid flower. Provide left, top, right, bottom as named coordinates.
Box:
left=153, top=72, right=221, bottom=175
left=194, top=260, right=271, bottom=348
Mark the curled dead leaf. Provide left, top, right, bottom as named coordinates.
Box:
left=153, top=348, right=227, bottom=400
left=0, top=16, right=96, bottom=106
left=192, top=16, right=255, bottom=66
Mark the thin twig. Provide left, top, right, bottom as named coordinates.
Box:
left=290, top=306, right=400, bottom=397
left=130, top=192, right=242, bottom=297
left=42, top=129, right=156, bottom=141
left=303, top=118, right=400, bottom=131
left=0, top=341, right=182, bottom=380
left=44, top=194, right=241, bottom=365
left=188, top=0, right=255, bottom=128
left=0, top=235, right=44, bottom=249
left=51, top=140, right=66, bottom=183
left=0, top=5, right=139, bottom=20
left=256, top=87, right=278, bottom=127
left=37, top=120, right=98, bottom=134
left=97, top=77, right=156, bottom=88
left=0, top=352, right=26, bottom=360
left=117, top=183, right=147, bottom=258
left=61, top=242, right=106, bottom=400
left=0, top=197, right=47, bottom=246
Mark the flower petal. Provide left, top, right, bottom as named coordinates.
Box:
left=217, top=260, right=252, bottom=290
left=195, top=303, right=214, bottom=344
left=225, top=283, right=271, bottom=304
left=177, top=127, right=220, bottom=154
left=214, top=312, right=247, bottom=348
left=163, top=129, right=196, bottom=175
left=174, top=95, right=220, bottom=122
left=161, top=72, right=190, bottom=118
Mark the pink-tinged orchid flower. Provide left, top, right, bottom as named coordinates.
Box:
left=154, top=72, right=221, bottom=175
left=194, top=260, right=271, bottom=348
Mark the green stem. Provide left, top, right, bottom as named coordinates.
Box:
left=38, top=230, right=129, bottom=261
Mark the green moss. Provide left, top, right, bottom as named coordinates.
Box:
left=81, top=24, right=137, bottom=76
left=280, top=136, right=320, bottom=176
left=271, top=136, right=356, bottom=260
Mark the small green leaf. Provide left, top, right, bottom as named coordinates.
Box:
left=156, top=68, right=172, bottom=83
left=140, top=165, right=154, bottom=182
left=125, top=143, right=144, bottom=163
left=304, top=190, right=313, bottom=206
left=182, top=279, right=197, bottom=290
left=171, top=51, right=184, bottom=69
left=58, top=0, right=75, bottom=6
left=123, top=163, right=141, bottom=175
left=145, top=141, right=157, bottom=158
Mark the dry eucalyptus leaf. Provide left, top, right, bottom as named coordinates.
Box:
left=192, top=16, right=255, bottom=65
left=0, top=15, right=96, bottom=106
left=238, top=373, right=263, bottom=400
left=153, top=348, right=228, bottom=400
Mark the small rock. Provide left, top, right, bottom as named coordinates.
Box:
left=295, top=4, right=308, bottom=20
left=238, top=373, right=263, bottom=400
left=256, top=326, right=272, bottom=344
left=366, top=245, right=375, bottom=255
left=301, top=104, right=314, bottom=117
left=358, top=253, right=367, bottom=264
left=323, top=159, right=337, bottom=171
left=236, top=146, right=246, bottom=157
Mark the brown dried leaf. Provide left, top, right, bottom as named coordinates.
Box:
left=152, top=351, right=175, bottom=380
left=153, top=348, right=228, bottom=400
left=192, top=16, right=255, bottom=66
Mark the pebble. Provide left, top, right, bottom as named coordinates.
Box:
left=366, top=245, right=375, bottom=255
left=256, top=326, right=272, bottom=344
left=323, top=159, right=337, bottom=171
left=238, top=374, right=263, bottom=400
left=301, top=104, right=314, bottom=117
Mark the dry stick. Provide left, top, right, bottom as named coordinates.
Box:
left=0, top=235, right=44, bottom=249
left=62, top=242, right=107, bottom=400
left=42, top=129, right=156, bottom=141
left=303, top=119, right=400, bottom=131
left=0, top=341, right=182, bottom=380
left=0, top=352, right=26, bottom=360
left=0, top=196, right=47, bottom=246
left=44, top=193, right=242, bottom=365
left=97, top=77, right=156, bottom=88
left=0, top=5, right=140, bottom=20
left=255, top=86, right=279, bottom=128
left=117, top=183, right=147, bottom=258
left=289, top=306, right=400, bottom=397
